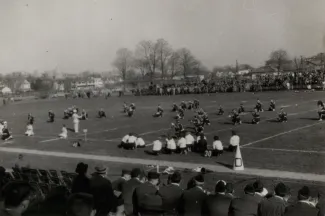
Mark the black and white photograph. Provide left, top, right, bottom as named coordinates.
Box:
left=0, top=0, right=324, bottom=216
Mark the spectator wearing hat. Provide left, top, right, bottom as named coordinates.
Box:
left=228, top=130, right=240, bottom=152
left=225, top=183, right=235, bottom=199
left=179, top=174, right=207, bottom=216
left=0, top=182, right=34, bottom=216
left=202, top=180, right=232, bottom=216
left=284, top=186, right=318, bottom=216
left=122, top=168, right=144, bottom=216
left=253, top=180, right=268, bottom=203
left=90, top=165, right=117, bottom=216
left=158, top=172, right=183, bottom=216
left=66, top=193, right=96, bottom=216
left=133, top=171, right=163, bottom=216
left=258, top=182, right=290, bottom=216
left=71, top=162, right=91, bottom=194
left=228, top=183, right=259, bottom=216
left=112, top=169, right=131, bottom=194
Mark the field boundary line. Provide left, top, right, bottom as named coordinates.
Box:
left=242, top=146, right=325, bottom=154
left=40, top=138, right=61, bottom=143
left=0, top=146, right=324, bottom=182
left=241, top=121, right=325, bottom=147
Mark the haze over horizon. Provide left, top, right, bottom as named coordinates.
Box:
left=0, top=0, right=324, bottom=74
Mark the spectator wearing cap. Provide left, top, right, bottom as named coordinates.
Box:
left=112, top=169, right=131, bottom=194
left=158, top=172, right=183, bottom=216
left=258, top=182, right=290, bottom=216
left=122, top=168, right=144, bottom=216
left=0, top=182, right=34, bottom=216
left=228, top=183, right=259, bottom=216
left=226, top=183, right=235, bottom=199
left=202, top=180, right=232, bottom=216
left=284, top=186, right=318, bottom=216
left=133, top=171, right=163, bottom=216
left=179, top=174, right=207, bottom=216
left=71, top=162, right=91, bottom=194
left=66, top=193, right=96, bottom=216
left=228, top=130, right=240, bottom=152
left=253, top=180, right=268, bottom=203
left=90, top=165, right=118, bottom=216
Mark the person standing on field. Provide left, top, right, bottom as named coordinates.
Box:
left=72, top=110, right=81, bottom=133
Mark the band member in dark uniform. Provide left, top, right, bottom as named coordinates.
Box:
left=48, top=110, right=55, bottom=123
left=251, top=109, right=261, bottom=124
left=268, top=100, right=276, bottom=111
left=278, top=108, right=288, bottom=122
left=98, top=109, right=107, bottom=118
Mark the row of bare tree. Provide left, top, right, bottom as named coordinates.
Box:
left=113, top=39, right=205, bottom=81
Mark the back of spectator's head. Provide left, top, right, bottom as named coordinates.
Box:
left=298, top=186, right=310, bottom=200
left=67, top=193, right=95, bottom=216
left=2, top=182, right=34, bottom=213
left=226, top=182, right=234, bottom=194
left=214, top=135, right=219, bottom=141
left=231, top=130, right=236, bottom=136
left=215, top=180, right=227, bottom=193
left=170, top=172, right=182, bottom=184
left=200, top=133, right=205, bottom=139
left=253, top=180, right=264, bottom=193
left=274, top=182, right=290, bottom=198
left=94, top=165, right=107, bottom=176
left=131, top=168, right=141, bottom=178
left=122, top=169, right=131, bottom=180
left=244, top=183, right=255, bottom=195
left=148, top=171, right=160, bottom=185
left=194, top=174, right=205, bottom=186
left=75, top=162, right=88, bottom=175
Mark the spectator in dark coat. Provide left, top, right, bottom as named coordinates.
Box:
left=112, top=169, right=131, bottom=194
left=284, top=186, right=319, bottom=216
left=316, top=191, right=325, bottom=216
left=253, top=180, right=268, bottom=203
left=228, top=183, right=259, bottom=216
left=158, top=171, right=183, bottom=216
left=121, top=168, right=144, bottom=216
left=71, top=162, right=91, bottom=194
left=66, top=193, right=96, bottom=216
left=226, top=182, right=236, bottom=199
left=202, top=180, right=232, bottom=216
left=133, top=171, right=163, bottom=216
left=258, top=182, right=290, bottom=216
left=0, top=166, right=6, bottom=198
left=179, top=174, right=208, bottom=216
left=90, top=165, right=117, bottom=216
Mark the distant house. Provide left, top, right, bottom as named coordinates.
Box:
left=2, top=87, right=12, bottom=95
left=19, top=80, right=31, bottom=92
left=53, top=81, right=65, bottom=91
left=214, top=71, right=235, bottom=78
left=237, top=69, right=251, bottom=75
left=72, top=77, right=104, bottom=90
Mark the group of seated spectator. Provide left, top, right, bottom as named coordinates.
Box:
left=0, top=160, right=324, bottom=216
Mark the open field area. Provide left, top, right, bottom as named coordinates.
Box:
left=1, top=91, right=325, bottom=177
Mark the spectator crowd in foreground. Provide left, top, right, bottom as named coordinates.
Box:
left=0, top=162, right=324, bottom=216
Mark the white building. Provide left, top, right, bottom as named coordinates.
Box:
left=2, top=87, right=12, bottom=95
left=19, top=80, right=31, bottom=92
left=72, top=77, right=104, bottom=90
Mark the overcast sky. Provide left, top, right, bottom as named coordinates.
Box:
left=0, top=0, right=324, bottom=74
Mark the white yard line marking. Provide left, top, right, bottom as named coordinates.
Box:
left=77, top=127, right=118, bottom=137
left=242, top=146, right=325, bottom=154
left=40, top=138, right=61, bottom=143
left=241, top=121, right=325, bottom=147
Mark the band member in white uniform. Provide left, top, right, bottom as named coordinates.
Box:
left=59, top=124, right=68, bottom=139
left=72, top=110, right=81, bottom=133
